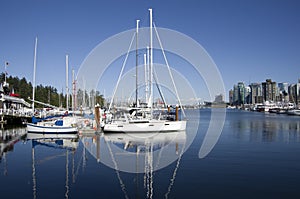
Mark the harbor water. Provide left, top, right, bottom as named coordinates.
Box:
left=1, top=109, right=300, bottom=198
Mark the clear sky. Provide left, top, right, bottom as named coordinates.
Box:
left=1, top=0, right=300, bottom=102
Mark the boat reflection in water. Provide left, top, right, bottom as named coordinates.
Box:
left=27, top=132, right=79, bottom=199
left=81, top=131, right=186, bottom=198
left=27, top=132, right=79, bottom=145
left=0, top=127, right=27, bottom=175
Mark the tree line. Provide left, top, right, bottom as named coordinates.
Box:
left=1, top=73, right=105, bottom=109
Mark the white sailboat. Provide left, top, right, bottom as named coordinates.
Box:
left=103, top=9, right=186, bottom=133
left=26, top=42, right=78, bottom=134
left=26, top=116, right=78, bottom=134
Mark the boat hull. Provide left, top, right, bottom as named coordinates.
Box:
left=26, top=123, right=78, bottom=134
left=27, top=132, right=78, bottom=140
left=287, top=109, right=300, bottom=116
left=103, top=120, right=186, bottom=133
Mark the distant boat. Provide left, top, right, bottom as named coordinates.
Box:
left=26, top=116, right=78, bottom=134
left=256, top=101, right=278, bottom=112
left=103, top=9, right=186, bottom=133
left=287, top=109, right=300, bottom=116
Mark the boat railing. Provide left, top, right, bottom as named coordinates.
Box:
left=0, top=108, right=33, bottom=117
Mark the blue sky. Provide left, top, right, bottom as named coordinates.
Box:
left=1, top=0, right=300, bottom=101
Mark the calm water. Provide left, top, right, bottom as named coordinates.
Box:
left=1, top=109, right=300, bottom=199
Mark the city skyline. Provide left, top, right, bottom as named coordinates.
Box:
left=229, top=78, right=300, bottom=105
left=1, top=0, right=300, bottom=102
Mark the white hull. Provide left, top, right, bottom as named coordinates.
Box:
left=103, top=120, right=186, bottom=133
left=26, top=123, right=78, bottom=134
left=287, top=109, right=300, bottom=116
left=27, top=132, right=78, bottom=140
left=104, top=131, right=186, bottom=145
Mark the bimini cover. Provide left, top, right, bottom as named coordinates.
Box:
left=55, top=120, right=63, bottom=126
left=32, top=116, right=42, bottom=124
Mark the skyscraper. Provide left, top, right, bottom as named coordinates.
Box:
left=278, top=82, right=289, bottom=102
left=237, top=82, right=245, bottom=105
left=250, top=83, right=262, bottom=104
left=262, top=79, right=276, bottom=102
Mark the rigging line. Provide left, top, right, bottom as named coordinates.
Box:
left=153, top=23, right=186, bottom=118
left=153, top=66, right=167, bottom=107
left=164, top=140, right=186, bottom=199
left=108, top=32, right=136, bottom=112
left=106, top=139, right=130, bottom=199
left=73, top=145, right=85, bottom=183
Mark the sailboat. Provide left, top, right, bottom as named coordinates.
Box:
left=26, top=40, right=78, bottom=134
left=103, top=9, right=186, bottom=133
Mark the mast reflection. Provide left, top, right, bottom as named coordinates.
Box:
left=27, top=132, right=79, bottom=199
left=81, top=131, right=186, bottom=199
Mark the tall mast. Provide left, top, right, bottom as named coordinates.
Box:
left=66, top=54, right=69, bottom=111
left=149, top=8, right=153, bottom=115
left=144, top=53, right=148, bottom=103
left=32, top=37, right=38, bottom=113
left=135, top=19, right=140, bottom=107
left=72, top=69, right=76, bottom=114
left=147, top=46, right=150, bottom=106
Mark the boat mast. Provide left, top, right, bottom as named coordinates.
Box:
left=32, top=37, right=38, bottom=113
left=135, top=20, right=140, bottom=108
left=149, top=8, right=153, bottom=116
left=72, top=69, right=76, bottom=114
left=147, top=46, right=150, bottom=107
left=144, top=53, right=148, bottom=104
left=66, top=54, right=69, bottom=112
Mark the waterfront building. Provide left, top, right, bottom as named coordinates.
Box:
left=244, top=86, right=251, bottom=104
left=233, top=85, right=239, bottom=105
left=289, top=83, right=300, bottom=105
left=232, top=82, right=246, bottom=106
left=250, top=83, right=263, bottom=104
left=229, top=89, right=234, bottom=105
left=278, top=82, right=289, bottom=102
left=214, top=94, right=224, bottom=103
left=238, top=82, right=245, bottom=105
left=262, top=79, right=277, bottom=102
